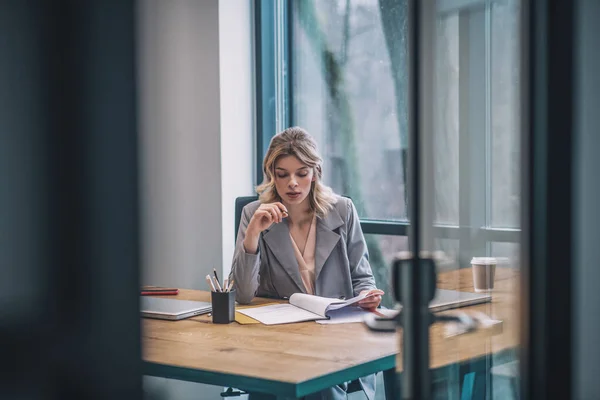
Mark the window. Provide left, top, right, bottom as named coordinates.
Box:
left=490, top=0, right=521, bottom=228
left=255, top=0, right=522, bottom=304
left=431, top=0, right=522, bottom=271
left=290, top=0, right=409, bottom=223
left=256, top=0, right=409, bottom=225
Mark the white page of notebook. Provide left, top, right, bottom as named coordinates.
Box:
left=315, top=307, right=370, bottom=324
left=289, top=292, right=371, bottom=317
left=236, top=303, right=324, bottom=325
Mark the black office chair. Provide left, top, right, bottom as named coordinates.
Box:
left=232, top=196, right=394, bottom=399
left=234, top=195, right=259, bottom=240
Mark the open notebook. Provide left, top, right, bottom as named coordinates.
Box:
left=236, top=292, right=377, bottom=325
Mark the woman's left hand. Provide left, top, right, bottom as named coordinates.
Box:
left=358, top=289, right=385, bottom=310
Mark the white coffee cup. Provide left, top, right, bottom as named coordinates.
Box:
left=471, top=257, right=497, bottom=293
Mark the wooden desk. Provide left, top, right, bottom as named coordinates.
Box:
left=142, top=268, right=520, bottom=398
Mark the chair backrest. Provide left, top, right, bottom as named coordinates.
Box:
left=235, top=195, right=259, bottom=240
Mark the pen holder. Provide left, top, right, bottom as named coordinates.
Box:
left=211, top=290, right=236, bottom=324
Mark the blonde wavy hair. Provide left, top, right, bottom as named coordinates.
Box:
left=256, top=127, right=337, bottom=217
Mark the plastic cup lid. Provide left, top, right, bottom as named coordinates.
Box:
left=471, top=257, right=497, bottom=265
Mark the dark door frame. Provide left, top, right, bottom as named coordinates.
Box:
left=521, top=0, right=575, bottom=399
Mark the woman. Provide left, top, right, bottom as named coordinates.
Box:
left=231, top=126, right=383, bottom=400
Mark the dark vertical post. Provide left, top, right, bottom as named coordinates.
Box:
left=286, top=0, right=295, bottom=126
left=0, top=1, right=141, bottom=398
left=401, top=0, right=431, bottom=399
left=522, top=0, right=574, bottom=399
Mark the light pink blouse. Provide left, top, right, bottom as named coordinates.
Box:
left=289, top=215, right=317, bottom=295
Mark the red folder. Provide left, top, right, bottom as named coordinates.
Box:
left=141, top=286, right=179, bottom=296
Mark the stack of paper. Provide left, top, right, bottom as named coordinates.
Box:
left=236, top=292, right=380, bottom=325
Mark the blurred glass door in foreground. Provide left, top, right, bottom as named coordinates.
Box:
left=286, top=0, right=522, bottom=397
left=415, top=0, right=523, bottom=398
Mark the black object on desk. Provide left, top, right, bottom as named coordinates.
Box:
left=211, top=290, right=236, bottom=324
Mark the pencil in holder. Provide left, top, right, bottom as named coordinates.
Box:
left=211, top=289, right=236, bottom=324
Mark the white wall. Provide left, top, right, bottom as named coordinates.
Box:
left=138, top=0, right=254, bottom=398
left=219, top=0, right=255, bottom=280
left=138, top=0, right=253, bottom=291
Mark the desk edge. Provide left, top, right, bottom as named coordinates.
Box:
left=143, top=354, right=396, bottom=397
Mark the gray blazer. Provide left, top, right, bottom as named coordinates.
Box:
left=231, top=196, right=377, bottom=400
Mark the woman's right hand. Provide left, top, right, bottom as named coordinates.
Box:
left=243, top=202, right=288, bottom=254
left=246, top=202, right=288, bottom=236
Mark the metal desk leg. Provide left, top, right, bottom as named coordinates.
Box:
left=383, top=368, right=398, bottom=400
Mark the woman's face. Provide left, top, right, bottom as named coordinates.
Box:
left=274, top=155, right=315, bottom=206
